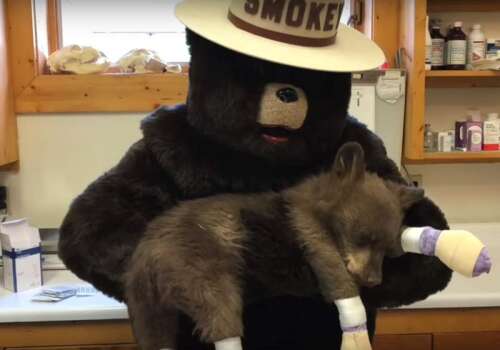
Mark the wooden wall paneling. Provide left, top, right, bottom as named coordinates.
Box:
left=399, top=0, right=426, bottom=161
left=6, top=0, right=38, bottom=97
left=47, top=0, right=61, bottom=54
left=0, top=0, right=18, bottom=166
left=372, top=0, right=400, bottom=67
left=434, top=331, right=500, bottom=350
left=16, top=73, right=189, bottom=113
left=373, top=334, right=432, bottom=350
left=0, top=321, right=135, bottom=348
left=377, top=308, right=500, bottom=335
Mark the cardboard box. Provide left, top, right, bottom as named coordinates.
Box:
left=0, top=219, right=42, bottom=292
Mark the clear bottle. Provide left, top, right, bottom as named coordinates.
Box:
left=424, top=123, right=436, bottom=152
left=431, top=25, right=445, bottom=69
left=446, top=21, right=467, bottom=70
left=425, top=16, right=432, bottom=70
left=467, top=24, right=486, bottom=69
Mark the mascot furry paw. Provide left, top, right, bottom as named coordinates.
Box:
left=59, top=1, right=459, bottom=349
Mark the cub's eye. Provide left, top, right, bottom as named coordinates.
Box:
left=357, top=233, right=379, bottom=247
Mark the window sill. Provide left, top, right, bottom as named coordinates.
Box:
left=15, top=73, right=189, bottom=113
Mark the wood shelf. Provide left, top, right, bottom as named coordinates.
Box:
left=426, top=70, right=500, bottom=88
left=406, top=152, right=500, bottom=164
left=427, top=71, right=500, bottom=78
left=428, top=0, right=500, bottom=13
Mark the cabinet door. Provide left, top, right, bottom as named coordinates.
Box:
left=434, top=332, right=500, bottom=350
left=0, top=0, right=18, bottom=166
left=373, top=334, right=432, bottom=350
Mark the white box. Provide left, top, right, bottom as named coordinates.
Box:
left=0, top=219, right=42, bottom=292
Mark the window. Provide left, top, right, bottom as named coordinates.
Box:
left=58, top=0, right=189, bottom=63
left=9, top=0, right=364, bottom=114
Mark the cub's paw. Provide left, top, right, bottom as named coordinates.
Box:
left=341, top=325, right=372, bottom=350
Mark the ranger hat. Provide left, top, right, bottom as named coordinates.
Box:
left=176, top=0, right=385, bottom=72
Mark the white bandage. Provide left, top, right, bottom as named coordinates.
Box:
left=401, top=227, right=425, bottom=254
left=334, top=297, right=367, bottom=329
left=436, top=230, right=485, bottom=277
left=215, top=337, right=243, bottom=350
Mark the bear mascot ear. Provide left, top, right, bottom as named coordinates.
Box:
left=334, top=142, right=366, bottom=184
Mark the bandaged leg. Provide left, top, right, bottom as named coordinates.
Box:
left=335, top=297, right=372, bottom=350
left=401, top=227, right=492, bottom=277
left=215, top=337, right=243, bottom=350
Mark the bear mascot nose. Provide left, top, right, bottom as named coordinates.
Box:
left=276, top=87, right=299, bottom=103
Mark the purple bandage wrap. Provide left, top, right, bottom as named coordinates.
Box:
left=342, top=324, right=367, bottom=333
left=473, top=247, right=492, bottom=277
left=420, top=227, right=442, bottom=256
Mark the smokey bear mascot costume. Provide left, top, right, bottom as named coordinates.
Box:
left=59, top=0, right=452, bottom=349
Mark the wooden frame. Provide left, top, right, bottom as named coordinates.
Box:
left=7, top=0, right=189, bottom=114
left=399, top=0, right=427, bottom=162
left=396, top=0, right=500, bottom=164
left=0, top=0, right=18, bottom=166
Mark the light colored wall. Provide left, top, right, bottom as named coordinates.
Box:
left=1, top=101, right=500, bottom=228
left=0, top=114, right=144, bottom=227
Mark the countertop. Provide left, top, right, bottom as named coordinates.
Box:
left=0, top=223, right=498, bottom=323
left=0, top=270, right=128, bottom=323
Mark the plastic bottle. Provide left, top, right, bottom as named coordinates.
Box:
left=483, top=113, right=500, bottom=151
left=425, top=16, right=432, bottom=71
left=486, top=39, right=498, bottom=60
left=446, top=21, right=467, bottom=70
left=431, top=25, right=445, bottom=70
left=424, top=123, right=436, bottom=152
left=467, top=24, right=486, bottom=69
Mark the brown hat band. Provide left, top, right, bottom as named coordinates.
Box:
left=228, top=10, right=336, bottom=48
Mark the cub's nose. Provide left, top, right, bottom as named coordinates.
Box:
left=276, top=87, right=299, bottom=103
left=363, top=275, right=382, bottom=288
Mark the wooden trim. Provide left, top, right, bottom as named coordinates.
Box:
left=16, top=73, right=189, bottom=113
left=372, top=0, right=400, bottom=67
left=373, top=334, right=432, bottom=350
left=10, top=345, right=137, bottom=350
left=0, top=321, right=135, bottom=348
left=1, top=0, right=18, bottom=166
left=47, top=0, right=62, bottom=54
left=400, top=0, right=426, bottom=162
left=428, top=0, right=500, bottom=13
left=6, top=0, right=38, bottom=97
left=427, top=71, right=500, bottom=78
left=405, top=151, right=500, bottom=164
left=434, top=331, right=500, bottom=350
left=7, top=0, right=189, bottom=114
left=377, top=308, right=500, bottom=335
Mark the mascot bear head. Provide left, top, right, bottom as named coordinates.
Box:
left=177, top=0, right=385, bottom=166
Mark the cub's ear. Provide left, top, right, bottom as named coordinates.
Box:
left=399, top=186, right=425, bottom=210
left=334, top=142, right=365, bottom=183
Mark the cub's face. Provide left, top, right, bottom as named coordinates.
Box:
left=186, top=30, right=352, bottom=166
left=334, top=175, right=405, bottom=287
left=324, top=143, right=425, bottom=287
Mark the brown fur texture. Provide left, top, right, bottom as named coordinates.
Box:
left=125, top=143, right=423, bottom=349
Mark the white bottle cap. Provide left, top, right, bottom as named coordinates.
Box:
left=454, top=21, right=463, bottom=28
left=487, top=113, right=499, bottom=120
left=472, top=24, right=481, bottom=30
